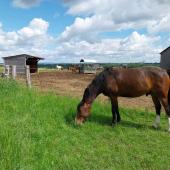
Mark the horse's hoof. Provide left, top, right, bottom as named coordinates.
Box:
left=117, top=118, right=121, bottom=123
left=117, top=119, right=121, bottom=123
left=111, top=122, right=117, bottom=126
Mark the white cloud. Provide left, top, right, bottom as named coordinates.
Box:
left=62, top=0, right=170, bottom=36
left=18, top=18, right=49, bottom=38
left=59, top=16, right=114, bottom=42
left=0, top=18, right=53, bottom=62
left=12, top=0, right=41, bottom=8
left=0, top=19, right=163, bottom=64
left=0, top=9, right=167, bottom=64
left=148, top=14, right=170, bottom=33
left=56, top=31, right=161, bottom=63
left=53, top=0, right=170, bottom=64
left=16, top=18, right=52, bottom=49
left=120, top=32, right=160, bottom=50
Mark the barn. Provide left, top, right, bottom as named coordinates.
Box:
left=160, top=46, right=170, bottom=71
left=3, top=54, right=44, bottom=74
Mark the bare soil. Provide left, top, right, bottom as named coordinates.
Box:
left=27, top=70, right=155, bottom=111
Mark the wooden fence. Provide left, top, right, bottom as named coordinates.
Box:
left=2, top=65, right=31, bottom=88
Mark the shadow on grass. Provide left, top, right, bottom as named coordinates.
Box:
left=65, top=112, right=76, bottom=125
left=65, top=112, right=164, bottom=132
left=89, top=114, right=151, bottom=130
left=120, top=120, right=152, bottom=130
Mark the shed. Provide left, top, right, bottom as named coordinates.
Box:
left=160, top=46, right=170, bottom=70
left=79, top=59, right=98, bottom=74
left=3, top=54, right=44, bottom=74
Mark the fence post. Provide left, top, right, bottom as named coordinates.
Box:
left=25, top=65, right=31, bottom=88
left=12, top=65, right=16, bottom=80
left=5, top=65, right=10, bottom=78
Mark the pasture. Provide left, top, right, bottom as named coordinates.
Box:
left=0, top=78, right=170, bottom=170
left=31, top=71, right=154, bottom=111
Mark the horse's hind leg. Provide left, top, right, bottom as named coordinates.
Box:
left=110, top=96, right=121, bottom=125
left=151, top=94, right=161, bottom=128
left=159, top=97, right=170, bottom=132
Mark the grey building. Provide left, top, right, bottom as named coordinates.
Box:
left=3, top=54, right=43, bottom=74
left=160, top=46, right=170, bottom=70
left=79, top=59, right=98, bottom=74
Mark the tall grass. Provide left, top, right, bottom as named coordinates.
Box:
left=0, top=79, right=170, bottom=170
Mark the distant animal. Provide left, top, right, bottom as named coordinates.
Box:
left=69, top=66, right=80, bottom=73
left=75, top=67, right=170, bottom=132
left=56, top=65, right=63, bottom=70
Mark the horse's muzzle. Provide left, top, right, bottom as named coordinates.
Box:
left=75, top=115, right=85, bottom=125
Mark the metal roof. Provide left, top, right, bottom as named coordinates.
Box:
left=80, top=59, right=97, bottom=63
left=3, top=54, right=44, bottom=60
left=160, top=46, right=170, bottom=54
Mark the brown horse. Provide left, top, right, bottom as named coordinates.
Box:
left=75, top=67, right=170, bottom=132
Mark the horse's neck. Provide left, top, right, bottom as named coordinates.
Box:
left=84, top=84, right=100, bottom=104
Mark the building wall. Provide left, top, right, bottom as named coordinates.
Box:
left=4, top=56, right=26, bottom=73
left=160, top=48, right=170, bottom=70
left=80, top=64, right=97, bottom=74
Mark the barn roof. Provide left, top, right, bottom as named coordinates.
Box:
left=3, top=54, right=44, bottom=60
left=160, top=46, right=170, bottom=54
left=80, top=59, right=97, bottom=63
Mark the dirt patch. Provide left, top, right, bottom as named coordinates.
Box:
left=23, top=70, right=155, bottom=112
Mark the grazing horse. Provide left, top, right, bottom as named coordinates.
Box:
left=75, top=67, right=170, bottom=132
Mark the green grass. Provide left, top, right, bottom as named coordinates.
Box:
left=0, top=66, right=3, bottom=73
left=0, top=79, right=170, bottom=170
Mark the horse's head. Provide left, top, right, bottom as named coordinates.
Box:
left=75, top=101, right=91, bottom=125
left=75, top=81, right=101, bottom=125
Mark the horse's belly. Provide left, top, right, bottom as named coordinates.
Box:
left=118, top=89, right=149, bottom=98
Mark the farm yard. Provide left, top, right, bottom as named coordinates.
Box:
left=1, top=0, right=170, bottom=169
left=31, top=70, right=155, bottom=111
left=0, top=70, right=170, bottom=170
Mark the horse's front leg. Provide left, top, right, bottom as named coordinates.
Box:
left=159, top=97, right=170, bottom=132
left=110, top=96, right=121, bottom=125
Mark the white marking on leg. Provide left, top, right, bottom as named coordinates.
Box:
left=168, top=118, right=170, bottom=132
left=153, top=115, right=160, bottom=128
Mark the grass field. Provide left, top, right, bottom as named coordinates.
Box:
left=0, top=66, right=3, bottom=73
left=0, top=79, right=170, bottom=170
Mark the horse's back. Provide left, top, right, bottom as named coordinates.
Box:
left=101, top=67, right=169, bottom=97
left=106, top=67, right=167, bottom=81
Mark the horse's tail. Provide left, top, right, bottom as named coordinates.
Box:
left=166, top=70, right=170, bottom=106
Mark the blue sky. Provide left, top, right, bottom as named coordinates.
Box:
left=0, top=0, right=170, bottom=63
left=0, top=0, right=73, bottom=35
